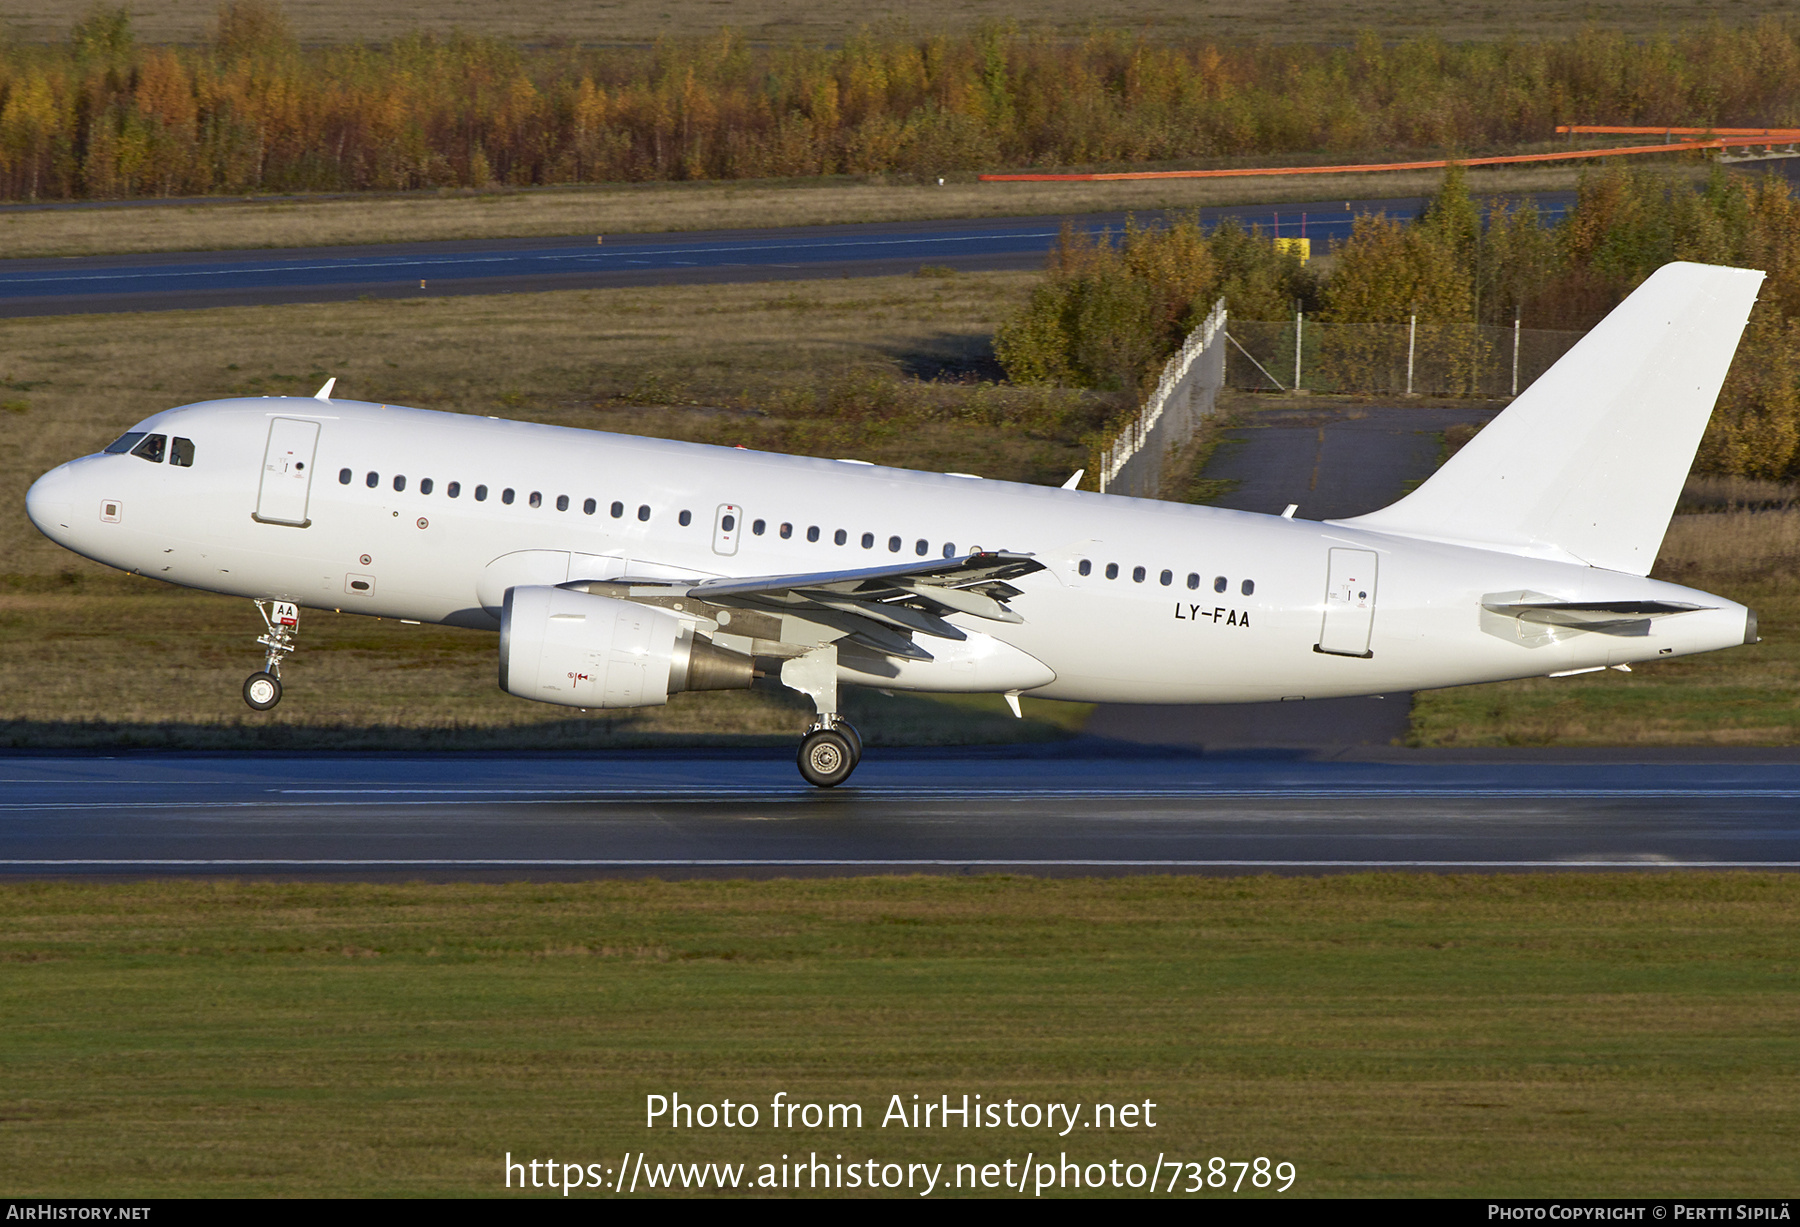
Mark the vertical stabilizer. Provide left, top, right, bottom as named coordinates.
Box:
left=1334, top=262, right=1764, bottom=574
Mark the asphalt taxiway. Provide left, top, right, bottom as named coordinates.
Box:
left=0, top=193, right=1576, bottom=316
left=4, top=751, right=1798, bottom=877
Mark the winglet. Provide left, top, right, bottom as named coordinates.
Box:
left=313, top=378, right=336, bottom=401
left=1061, top=469, right=1085, bottom=490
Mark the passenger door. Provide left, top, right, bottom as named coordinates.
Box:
left=1316, top=547, right=1377, bottom=658
left=254, top=417, right=320, bottom=527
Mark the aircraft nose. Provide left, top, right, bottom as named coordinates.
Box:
left=25, top=463, right=79, bottom=543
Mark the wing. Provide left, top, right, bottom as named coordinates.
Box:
left=568, top=552, right=1045, bottom=661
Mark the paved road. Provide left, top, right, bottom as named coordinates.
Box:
left=0, top=193, right=1575, bottom=317
left=3, top=751, right=1797, bottom=877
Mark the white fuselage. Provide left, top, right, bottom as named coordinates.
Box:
left=25, top=397, right=1753, bottom=704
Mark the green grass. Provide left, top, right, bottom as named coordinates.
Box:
left=10, top=1, right=1788, bottom=50
left=2, top=874, right=1796, bottom=1197
left=0, top=585, right=1087, bottom=748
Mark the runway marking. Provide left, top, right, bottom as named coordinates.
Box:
left=6, top=787, right=1800, bottom=813
left=267, top=786, right=1800, bottom=799
left=2, top=859, right=1797, bottom=868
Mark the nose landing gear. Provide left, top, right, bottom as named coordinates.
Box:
left=245, top=600, right=300, bottom=711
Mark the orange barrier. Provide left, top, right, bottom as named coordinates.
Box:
left=979, top=139, right=1732, bottom=182
left=1557, top=124, right=1800, bottom=137
left=986, top=134, right=1800, bottom=182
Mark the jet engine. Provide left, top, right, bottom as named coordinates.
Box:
left=499, top=585, right=754, bottom=708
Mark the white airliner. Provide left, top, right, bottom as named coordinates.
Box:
left=24, top=261, right=1764, bottom=785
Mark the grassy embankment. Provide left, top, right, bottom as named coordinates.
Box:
left=0, top=271, right=1095, bottom=747
left=2, top=874, right=1795, bottom=1197
left=0, top=163, right=1637, bottom=260
left=8, top=0, right=1786, bottom=48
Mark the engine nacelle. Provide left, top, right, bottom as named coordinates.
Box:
left=499, top=585, right=753, bottom=709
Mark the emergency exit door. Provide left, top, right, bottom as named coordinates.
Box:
left=254, top=417, right=320, bottom=527
left=1316, top=547, right=1378, bottom=658
left=712, top=503, right=742, bottom=555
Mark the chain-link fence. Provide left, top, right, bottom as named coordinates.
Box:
left=1226, top=319, right=1589, bottom=398
left=1099, top=298, right=1227, bottom=497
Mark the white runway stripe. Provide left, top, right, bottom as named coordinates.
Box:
left=2, top=859, right=1798, bottom=868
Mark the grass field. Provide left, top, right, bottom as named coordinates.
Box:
left=0, top=163, right=1635, bottom=259
left=2, top=874, right=1795, bottom=1197
left=0, top=584, right=1087, bottom=748
left=5, top=0, right=1787, bottom=47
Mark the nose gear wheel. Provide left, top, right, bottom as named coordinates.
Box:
left=243, top=671, right=282, bottom=711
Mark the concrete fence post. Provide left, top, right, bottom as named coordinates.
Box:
left=1511, top=312, right=1521, bottom=397
left=1406, top=313, right=1417, bottom=396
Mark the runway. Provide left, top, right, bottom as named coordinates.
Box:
left=4, top=750, right=1798, bottom=876
left=0, top=193, right=1575, bottom=316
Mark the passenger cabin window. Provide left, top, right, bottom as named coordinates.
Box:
left=859, top=532, right=873, bottom=549
left=678, top=510, right=692, bottom=526
left=915, top=539, right=928, bottom=556
left=1242, top=579, right=1255, bottom=596
left=502, top=488, right=515, bottom=505
left=366, top=472, right=379, bottom=488
left=448, top=482, right=461, bottom=498
left=834, top=529, right=847, bottom=545
left=611, top=501, right=624, bottom=518
left=555, top=495, right=568, bottom=511
left=420, top=478, right=433, bottom=495
left=1160, top=570, right=1173, bottom=586
left=170, top=437, right=195, bottom=468
left=780, top=523, right=793, bottom=539
left=474, top=485, right=488, bottom=501
left=338, top=469, right=352, bottom=485
left=584, top=498, right=597, bottom=515
left=1187, top=573, right=1200, bottom=590
left=942, top=544, right=956, bottom=557
left=752, top=519, right=766, bottom=536
left=808, top=526, right=820, bottom=543
left=637, top=504, right=650, bottom=521
left=1077, top=560, right=1092, bottom=576
left=1214, top=576, right=1227, bottom=593
left=1105, top=563, right=1119, bottom=580
left=104, top=432, right=147, bottom=455
left=393, top=475, right=406, bottom=492
left=528, top=491, right=541, bottom=508
left=1132, top=566, right=1146, bottom=583
left=130, top=434, right=167, bottom=463
left=888, top=536, right=902, bottom=553
left=721, top=514, right=737, bottom=532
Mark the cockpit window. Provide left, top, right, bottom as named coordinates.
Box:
left=170, top=437, right=195, bottom=468
left=104, top=432, right=146, bottom=455
left=129, top=434, right=167, bottom=463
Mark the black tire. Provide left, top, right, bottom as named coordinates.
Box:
left=797, top=729, right=857, bottom=788
left=243, top=671, right=282, bottom=711
left=835, top=720, right=863, bottom=765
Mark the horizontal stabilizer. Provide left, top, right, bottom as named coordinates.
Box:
left=1335, top=262, right=1765, bottom=574
left=1480, top=590, right=1711, bottom=638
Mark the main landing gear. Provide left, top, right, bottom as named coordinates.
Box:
left=781, top=644, right=861, bottom=787
left=797, top=716, right=862, bottom=788
left=244, top=599, right=300, bottom=711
